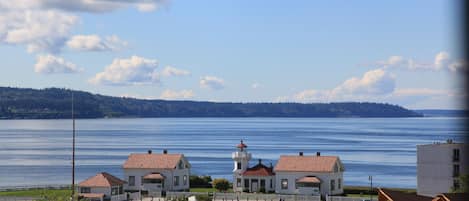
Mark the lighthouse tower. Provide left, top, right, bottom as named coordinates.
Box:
left=232, top=140, right=252, bottom=173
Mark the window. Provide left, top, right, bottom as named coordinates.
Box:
left=80, top=187, right=90, bottom=193
left=129, top=176, right=135, bottom=186
left=270, top=179, right=273, bottom=189
left=141, top=176, right=144, bottom=185
left=281, top=179, right=288, bottom=189
left=112, top=186, right=119, bottom=195
left=179, top=161, right=185, bottom=169
left=183, top=175, right=187, bottom=185
left=330, top=180, right=335, bottom=191
left=453, top=164, right=460, bottom=177
left=174, top=176, right=180, bottom=186
left=453, top=149, right=460, bottom=162
left=119, top=186, right=123, bottom=195
left=454, top=179, right=460, bottom=190
left=338, top=179, right=342, bottom=189
left=244, top=179, right=249, bottom=188
left=237, top=162, right=242, bottom=170
left=260, top=179, right=265, bottom=188
left=237, top=178, right=242, bottom=187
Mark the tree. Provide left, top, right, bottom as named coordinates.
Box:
left=190, top=175, right=212, bottom=188
left=212, top=178, right=230, bottom=192
left=451, top=174, right=469, bottom=193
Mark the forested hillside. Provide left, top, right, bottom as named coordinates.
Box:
left=0, top=87, right=423, bottom=119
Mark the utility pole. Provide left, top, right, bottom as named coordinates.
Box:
left=369, top=175, right=373, bottom=201
left=71, top=92, right=76, bottom=201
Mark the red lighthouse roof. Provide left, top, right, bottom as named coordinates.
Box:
left=237, top=140, right=248, bottom=148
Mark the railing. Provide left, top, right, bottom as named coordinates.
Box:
left=232, top=152, right=252, bottom=159
left=0, top=184, right=70, bottom=192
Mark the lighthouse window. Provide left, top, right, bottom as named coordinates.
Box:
left=237, top=162, right=241, bottom=170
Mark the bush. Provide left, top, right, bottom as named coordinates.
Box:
left=190, top=175, right=212, bottom=188
left=195, top=194, right=213, bottom=201
left=212, top=178, right=230, bottom=192
left=259, top=187, right=266, bottom=193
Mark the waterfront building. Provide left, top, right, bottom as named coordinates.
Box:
left=78, top=172, right=126, bottom=201
left=232, top=140, right=275, bottom=193
left=231, top=140, right=344, bottom=196
left=122, top=149, right=191, bottom=196
left=378, top=188, right=433, bottom=201
left=417, top=140, right=468, bottom=197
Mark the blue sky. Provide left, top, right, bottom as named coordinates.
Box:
left=0, top=0, right=466, bottom=109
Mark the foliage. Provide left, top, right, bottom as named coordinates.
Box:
left=451, top=174, right=469, bottom=193
left=195, top=194, right=213, bottom=201
left=190, top=188, right=217, bottom=192
left=0, top=87, right=423, bottom=119
left=212, top=178, right=230, bottom=192
left=190, top=175, right=212, bottom=188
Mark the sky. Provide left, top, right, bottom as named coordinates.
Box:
left=0, top=0, right=466, bottom=109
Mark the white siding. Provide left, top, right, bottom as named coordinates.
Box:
left=417, top=143, right=468, bottom=197
left=274, top=171, right=343, bottom=196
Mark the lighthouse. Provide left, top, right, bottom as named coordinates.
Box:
left=232, top=140, right=252, bottom=173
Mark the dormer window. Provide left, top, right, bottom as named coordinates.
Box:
left=178, top=161, right=184, bottom=169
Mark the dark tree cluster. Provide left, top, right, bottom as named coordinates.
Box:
left=0, top=87, right=423, bottom=119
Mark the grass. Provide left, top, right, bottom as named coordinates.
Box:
left=190, top=188, right=234, bottom=193
left=0, top=189, right=70, bottom=197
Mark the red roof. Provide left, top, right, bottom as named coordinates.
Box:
left=274, top=155, right=340, bottom=172
left=297, top=176, right=321, bottom=183
left=78, top=172, right=126, bottom=187
left=144, top=173, right=165, bottom=180
left=379, top=188, right=433, bottom=201
left=242, top=163, right=274, bottom=176
left=237, top=140, right=247, bottom=148
left=123, top=153, right=183, bottom=169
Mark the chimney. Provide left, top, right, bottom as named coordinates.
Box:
left=270, top=162, right=273, bottom=168
left=299, top=152, right=303, bottom=156
left=148, top=150, right=152, bottom=154
left=316, top=152, right=320, bottom=156
left=163, top=149, right=168, bottom=154
left=258, top=159, right=262, bottom=164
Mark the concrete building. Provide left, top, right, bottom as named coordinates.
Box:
left=417, top=140, right=468, bottom=197
left=78, top=172, right=126, bottom=201
left=123, top=149, right=191, bottom=196
left=232, top=140, right=344, bottom=196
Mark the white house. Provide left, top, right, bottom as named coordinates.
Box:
left=274, top=152, right=344, bottom=196
left=232, top=140, right=275, bottom=193
left=78, top=172, right=126, bottom=201
left=232, top=140, right=344, bottom=196
left=123, top=149, right=191, bottom=196
left=417, top=140, right=468, bottom=197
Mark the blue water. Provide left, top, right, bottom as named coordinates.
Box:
left=0, top=117, right=465, bottom=188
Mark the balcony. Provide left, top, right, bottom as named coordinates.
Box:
left=232, top=152, right=252, bottom=159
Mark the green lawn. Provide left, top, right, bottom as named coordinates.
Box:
left=0, top=189, right=70, bottom=197
left=190, top=188, right=234, bottom=193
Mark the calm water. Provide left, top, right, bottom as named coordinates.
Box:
left=0, top=117, right=465, bottom=188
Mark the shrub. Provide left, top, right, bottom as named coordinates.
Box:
left=195, top=194, right=213, bottom=201
left=212, top=178, right=230, bottom=192
left=190, top=175, right=213, bottom=188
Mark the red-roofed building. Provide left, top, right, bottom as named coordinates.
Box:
left=231, top=140, right=344, bottom=196
left=123, top=149, right=191, bottom=196
left=78, top=172, right=126, bottom=201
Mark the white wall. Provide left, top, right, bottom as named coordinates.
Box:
left=79, top=186, right=125, bottom=201
left=233, top=175, right=275, bottom=192
left=123, top=159, right=190, bottom=192
left=274, top=171, right=343, bottom=196
left=417, top=143, right=468, bottom=197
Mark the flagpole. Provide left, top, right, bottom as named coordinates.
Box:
left=72, top=92, right=75, bottom=201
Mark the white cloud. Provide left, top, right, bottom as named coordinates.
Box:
left=66, top=34, right=128, bottom=51
left=393, top=88, right=449, bottom=97
left=0, top=9, right=78, bottom=53
left=251, top=83, right=261, bottom=89
left=34, top=54, right=82, bottom=74
left=0, top=0, right=167, bottom=13
left=89, top=56, right=159, bottom=85
left=161, top=66, right=190, bottom=77
left=199, top=76, right=225, bottom=90
left=159, top=89, right=195, bottom=100
left=332, top=69, right=395, bottom=96
left=379, top=51, right=467, bottom=72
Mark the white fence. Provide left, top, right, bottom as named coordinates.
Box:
left=151, top=192, right=374, bottom=201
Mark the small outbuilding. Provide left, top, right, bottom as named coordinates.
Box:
left=78, top=172, right=126, bottom=201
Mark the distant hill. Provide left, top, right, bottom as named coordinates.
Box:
left=414, top=109, right=468, bottom=117
left=0, top=87, right=423, bottom=119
